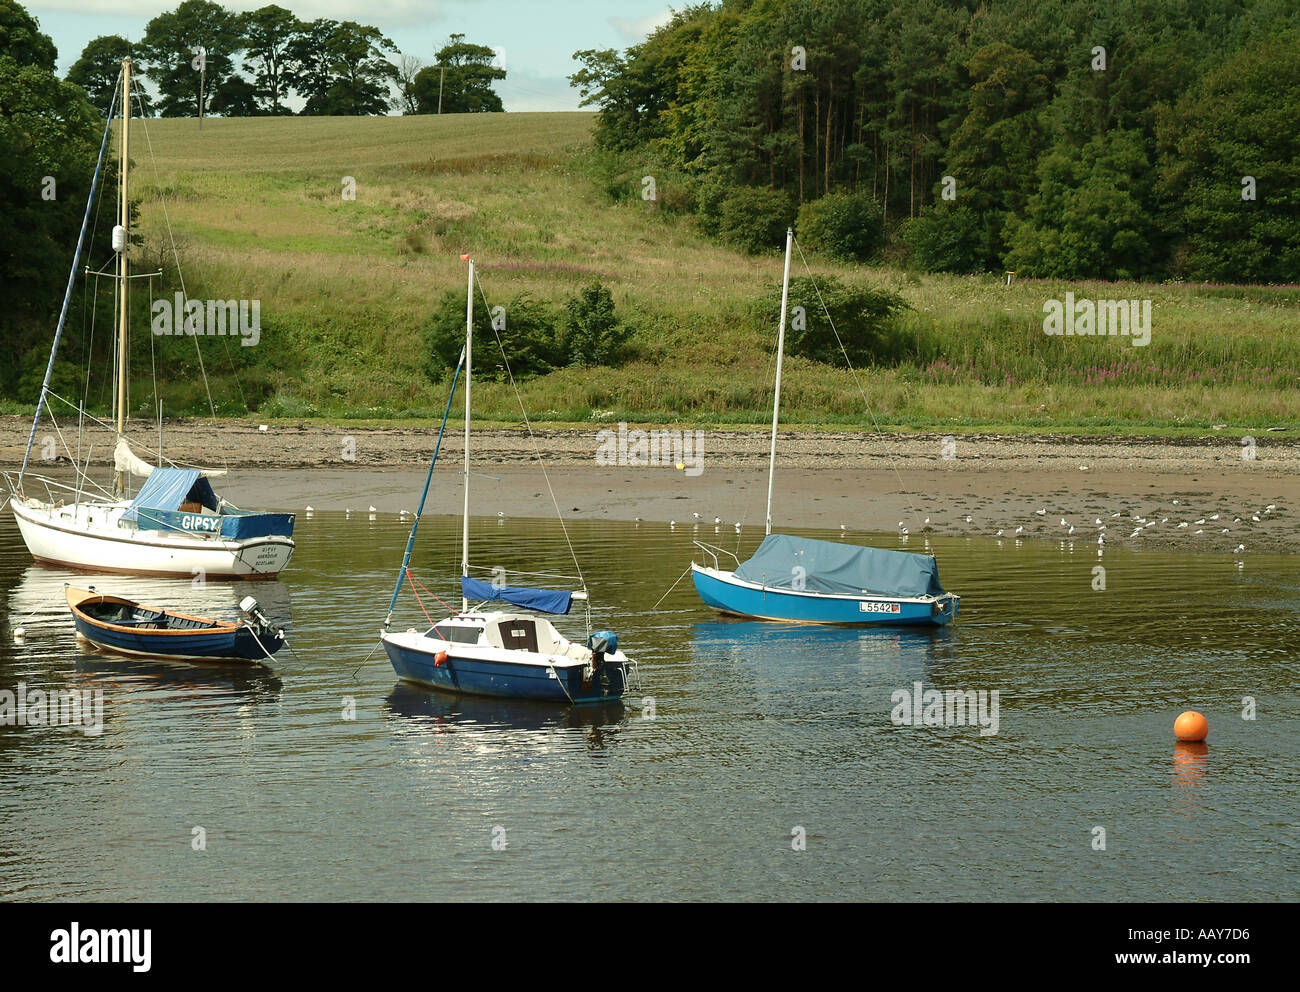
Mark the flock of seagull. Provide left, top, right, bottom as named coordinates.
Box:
left=297, top=500, right=1280, bottom=558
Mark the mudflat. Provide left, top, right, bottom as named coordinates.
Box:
left=5, top=417, right=1296, bottom=551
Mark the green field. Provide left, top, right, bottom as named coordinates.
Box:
left=121, top=113, right=1298, bottom=434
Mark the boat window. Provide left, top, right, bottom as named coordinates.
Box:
left=431, top=626, right=482, bottom=644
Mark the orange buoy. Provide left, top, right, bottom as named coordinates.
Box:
left=1174, top=710, right=1208, bottom=742
left=434, top=651, right=448, bottom=667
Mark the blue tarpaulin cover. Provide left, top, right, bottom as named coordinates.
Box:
left=734, top=533, right=946, bottom=598
left=122, top=468, right=219, bottom=521
left=461, top=576, right=573, bottom=615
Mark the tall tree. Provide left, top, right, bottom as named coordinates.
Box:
left=290, top=19, right=397, bottom=115
left=66, top=36, right=154, bottom=117
left=140, top=0, right=244, bottom=117
left=0, top=1, right=103, bottom=398
left=0, top=0, right=55, bottom=72
left=393, top=53, right=423, bottom=114
left=414, top=34, right=505, bottom=114
left=243, top=4, right=300, bottom=115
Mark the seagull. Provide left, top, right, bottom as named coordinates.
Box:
left=1161, top=517, right=1169, bottom=523
left=840, top=524, right=846, bottom=531
left=1234, top=517, right=1242, bottom=523
left=996, top=529, right=1004, bottom=537
left=1195, top=529, right=1204, bottom=535
left=1068, top=525, right=1075, bottom=535
left=1221, top=528, right=1229, bottom=533
left=305, top=505, right=314, bottom=514
left=1015, top=526, right=1023, bottom=534
left=1036, top=508, right=1047, bottom=516
left=497, top=511, right=505, bottom=518
left=400, top=509, right=411, bottom=518
left=345, top=508, right=352, bottom=517
left=692, top=512, right=701, bottom=520
left=1145, top=521, right=1156, bottom=529
left=714, top=517, right=721, bottom=525
left=1210, top=514, right=1220, bottom=520
left=1177, top=521, right=1188, bottom=528
left=924, top=517, right=931, bottom=527
left=1172, top=499, right=1181, bottom=505
left=1129, top=529, right=1142, bottom=538
left=1195, top=518, right=1205, bottom=525
left=1060, top=517, right=1067, bottom=527
left=1235, top=544, right=1245, bottom=553
left=1266, top=504, right=1276, bottom=512
left=965, top=515, right=972, bottom=524
left=900, top=527, right=909, bottom=535
left=1252, top=514, right=1261, bottom=522
left=1111, top=512, right=1120, bottom=518
left=736, top=522, right=742, bottom=531
left=1095, top=518, right=1102, bottom=526
left=670, top=520, right=676, bottom=528
left=1097, top=534, right=1104, bottom=545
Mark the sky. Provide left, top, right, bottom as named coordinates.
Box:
left=25, top=0, right=677, bottom=111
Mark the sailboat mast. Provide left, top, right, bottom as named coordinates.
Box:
left=461, top=257, right=473, bottom=611
left=114, top=58, right=132, bottom=497
left=765, top=227, right=793, bottom=536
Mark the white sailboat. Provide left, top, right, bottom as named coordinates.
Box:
left=379, top=255, right=637, bottom=703
left=5, top=59, right=295, bottom=580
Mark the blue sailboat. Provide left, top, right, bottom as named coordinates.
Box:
left=691, top=229, right=959, bottom=627
left=379, top=256, right=638, bottom=703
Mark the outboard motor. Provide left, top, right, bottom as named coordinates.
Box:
left=239, top=596, right=284, bottom=642
left=585, top=630, right=618, bottom=694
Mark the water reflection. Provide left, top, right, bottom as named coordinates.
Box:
left=384, top=681, right=625, bottom=749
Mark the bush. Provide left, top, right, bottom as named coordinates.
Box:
left=717, top=185, right=794, bottom=254
left=795, top=191, right=884, bottom=261
left=901, top=204, right=985, bottom=273
left=772, top=275, right=911, bottom=366
left=563, top=281, right=629, bottom=366
left=421, top=290, right=563, bottom=383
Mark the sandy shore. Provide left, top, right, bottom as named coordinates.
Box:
left=4, top=416, right=1296, bottom=552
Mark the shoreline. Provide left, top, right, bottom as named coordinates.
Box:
left=6, top=418, right=1294, bottom=553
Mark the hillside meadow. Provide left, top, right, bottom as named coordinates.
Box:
left=78, top=112, right=1300, bottom=435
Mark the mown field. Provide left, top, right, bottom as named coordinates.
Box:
left=101, top=113, right=1300, bottom=434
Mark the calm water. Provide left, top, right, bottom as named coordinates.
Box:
left=1, top=510, right=1297, bottom=901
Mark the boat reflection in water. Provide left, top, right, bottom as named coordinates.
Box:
left=72, top=652, right=283, bottom=705
left=384, top=681, right=624, bottom=749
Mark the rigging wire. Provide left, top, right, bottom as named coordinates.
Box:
left=791, top=237, right=922, bottom=524
left=472, top=269, right=585, bottom=589
left=132, top=76, right=249, bottom=422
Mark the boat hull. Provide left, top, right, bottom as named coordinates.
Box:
left=382, top=636, right=630, bottom=704
left=691, top=564, right=958, bottom=626
left=11, top=497, right=293, bottom=580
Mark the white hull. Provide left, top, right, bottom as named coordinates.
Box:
left=9, top=496, right=293, bottom=580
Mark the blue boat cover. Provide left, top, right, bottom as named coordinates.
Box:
left=461, top=576, right=573, bottom=615
left=122, top=468, right=220, bottom=521
left=734, top=533, right=946, bottom=598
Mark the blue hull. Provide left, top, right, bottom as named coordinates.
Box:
left=383, top=640, right=629, bottom=704
left=692, top=567, right=957, bottom=626
left=72, top=614, right=275, bottom=661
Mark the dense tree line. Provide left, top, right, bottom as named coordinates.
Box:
left=572, top=0, right=1300, bottom=282
left=64, top=2, right=506, bottom=119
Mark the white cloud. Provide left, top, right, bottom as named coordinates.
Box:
left=607, top=10, right=673, bottom=45
left=28, top=1, right=444, bottom=25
